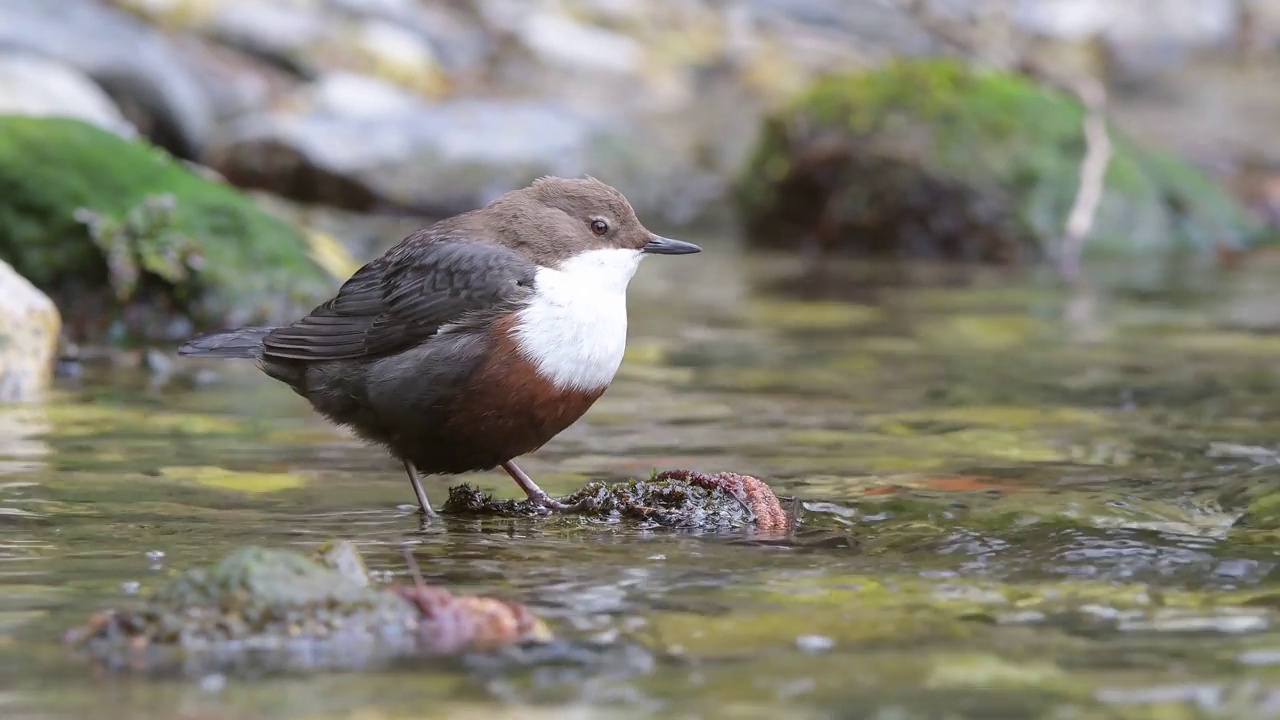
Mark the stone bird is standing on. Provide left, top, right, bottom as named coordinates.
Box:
left=179, top=176, right=701, bottom=515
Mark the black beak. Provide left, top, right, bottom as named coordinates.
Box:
left=642, top=235, right=701, bottom=255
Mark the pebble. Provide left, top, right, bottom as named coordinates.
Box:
left=795, top=634, right=835, bottom=653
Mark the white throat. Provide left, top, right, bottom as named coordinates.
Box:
left=511, top=248, right=643, bottom=391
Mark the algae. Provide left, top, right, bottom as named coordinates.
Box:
left=0, top=115, right=349, bottom=342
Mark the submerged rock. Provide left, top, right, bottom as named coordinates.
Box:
left=443, top=470, right=791, bottom=533
left=0, top=115, right=352, bottom=344
left=65, top=541, right=552, bottom=674
left=735, top=58, right=1269, bottom=264
left=0, top=260, right=62, bottom=403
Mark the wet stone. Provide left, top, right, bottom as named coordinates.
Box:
left=442, top=470, right=791, bottom=533
left=64, top=541, right=552, bottom=675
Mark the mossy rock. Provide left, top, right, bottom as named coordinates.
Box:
left=0, top=115, right=349, bottom=343
left=65, top=541, right=554, bottom=675
left=735, top=58, right=1269, bottom=263
left=442, top=470, right=792, bottom=533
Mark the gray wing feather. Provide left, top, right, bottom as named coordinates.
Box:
left=262, top=242, right=535, bottom=361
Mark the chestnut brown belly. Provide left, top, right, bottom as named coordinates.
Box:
left=401, top=341, right=606, bottom=475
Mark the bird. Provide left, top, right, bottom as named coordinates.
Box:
left=178, top=176, right=701, bottom=516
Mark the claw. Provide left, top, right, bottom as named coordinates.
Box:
left=524, top=490, right=595, bottom=513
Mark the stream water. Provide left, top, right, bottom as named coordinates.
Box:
left=5, top=234, right=1280, bottom=719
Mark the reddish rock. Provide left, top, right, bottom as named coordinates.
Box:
left=653, top=470, right=790, bottom=534
left=392, top=585, right=552, bottom=654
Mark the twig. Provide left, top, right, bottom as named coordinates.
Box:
left=1058, top=78, right=1111, bottom=282
left=400, top=543, right=428, bottom=592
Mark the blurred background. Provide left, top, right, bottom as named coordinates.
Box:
left=4, top=0, right=1280, bottom=378
left=11, top=3, right=1280, bottom=719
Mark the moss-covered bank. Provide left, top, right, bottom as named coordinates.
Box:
left=0, top=115, right=352, bottom=343
left=736, top=59, right=1269, bottom=264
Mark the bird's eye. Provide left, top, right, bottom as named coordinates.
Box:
left=590, top=219, right=609, bottom=236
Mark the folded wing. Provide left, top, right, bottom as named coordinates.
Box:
left=262, top=241, right=537, bottom=361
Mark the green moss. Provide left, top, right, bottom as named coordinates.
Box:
left=0, top=115, right=344, bottom=341
left=1231, top=487, right=1280, bottom=531
left=736, top=58, right=1268, bottom=261
left=65, top=542, right=416, bottom=660
left=150, top=546, right=391, bottom=618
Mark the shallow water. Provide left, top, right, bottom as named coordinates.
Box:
left=6, top=237, right=1280, bottom=719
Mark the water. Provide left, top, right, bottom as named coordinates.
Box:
left=5, top=235, right=1280, bottom=719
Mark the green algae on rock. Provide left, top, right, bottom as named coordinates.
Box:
left=0, top=115, right=352, bottom=343
left=443, top=470, right=791, bottom=533
left=65, top=541, right=552, bottom=674
left=735, top=58, right=1268, bottom=263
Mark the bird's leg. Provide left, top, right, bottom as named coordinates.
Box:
left=500, top=460, right=595, bottom=512
left=403, top=460, right=438, bottom=518
left=500, top=460, right=559, bottom=507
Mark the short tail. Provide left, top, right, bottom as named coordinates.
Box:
left=178, top=327, right=274, bottom=359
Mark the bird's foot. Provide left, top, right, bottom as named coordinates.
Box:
left=403, top=460, right=439, bottom=521
left=501, top=459, right=595, bottom=513
left=523, top=489, right=597, bottom=513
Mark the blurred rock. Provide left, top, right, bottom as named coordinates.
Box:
left=0, top=261, right=62, bottom=403
left=735, top=58, right=1268, bottom=264
left=308, top=71, right=427, bottom=118
left=4, top=0, right=1266, bottom=230
left=172, top=35, right=303, bottom=124
left=1227, top=162, right=1280, bottom=232
left=209, top=79, right=623, bottom=214
left=515, top=9, right=643, bottom=76
left=117, top=0, right=449, bottom=95
left=0, top=116, right=351, bottom=344
left=66, top=541, right=553, bottom=675
left=1016, top=0, right=1239, bottom=47
left=205, top=1, right=334, bottom=75
left=326, top=0, right=491, bottom=74
left=350, top=17, right=447, bottom=95
left=1011, top=1, right=1264, bottom=105
left=0, top=0, right=213, bottom=158
left=0, top=54, right=137, bottom=139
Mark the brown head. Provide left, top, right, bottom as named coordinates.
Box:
left=463, top=176, right=701, bottom=268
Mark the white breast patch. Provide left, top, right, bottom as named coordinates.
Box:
left=510, top=248, right=643, bottom=392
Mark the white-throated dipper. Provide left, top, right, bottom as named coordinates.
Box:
left=178, top=176, right=701, bottom=516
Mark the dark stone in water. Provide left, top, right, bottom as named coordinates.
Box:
left=442, top=470, right=791, bottom=533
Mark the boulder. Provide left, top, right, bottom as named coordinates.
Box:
left=735, top=58, right=1270, bottom=263
left=0, top=115, right=352, bottom=344
left=0, top=0, right=213, bottom=158
left=0, top=53, right=137, bottom=139
left=114, top=0, right=450, bottom=95
left=208, top=82, right=622, bottom=214
left=0, top=261, right=61, bottom=403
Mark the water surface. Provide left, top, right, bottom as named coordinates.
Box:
left=6, top=237, right=1280, bottom=719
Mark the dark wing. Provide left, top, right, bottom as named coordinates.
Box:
left=261, top=242, right=536, bottom=361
